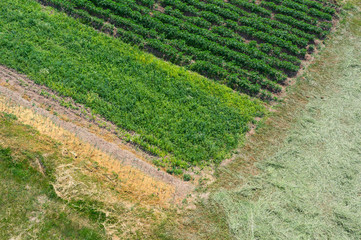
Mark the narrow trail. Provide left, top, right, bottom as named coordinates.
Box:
left=0, top=65, right=193, bottom=200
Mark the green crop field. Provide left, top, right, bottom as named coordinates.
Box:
left=0, top=0, right=266, bottom=172
left=38, top=0, right=336, bottom=99
left=0, top=0, right=337, bottom=173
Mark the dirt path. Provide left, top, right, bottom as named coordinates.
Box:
left=0, top=65, right=193, bottom=200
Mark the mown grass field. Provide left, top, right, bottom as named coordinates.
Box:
left=0, top=0, right=265, bottom=172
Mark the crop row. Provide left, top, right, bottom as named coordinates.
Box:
left=38, top=0, right=335, bottom=99
left=189, top=0, right=316, bottom=42
left=166, top=39, right=281, bottom=92
left=162, top=5, right=303, bottom=67
left=162, top=5, right=304, bottom=66
left=148, top=0, right=319, bottom=53
left=61, top=0, right=294, bottom=82
left=161, top=0, right=310, bottom=52
left=42, top=0, right=274, bottom=94
left=281, top=0, right=333, bottom=20
left=152, top=12, right=299, bottom=70
left=261, top=1, right=317, bottom=24
left=292, top=0, right=336, bottom=15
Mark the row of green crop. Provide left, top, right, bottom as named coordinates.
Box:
left=109, top=7, right=281, bottom=96
left=262, top=1, right=316, bottom=24
left=228, top=0, right=272, bottom=17
left=152, top=12, right=299, bottom=71
left=78, top=0, right=293, bottom=93
left=67, top=0, right=293, bottom=82
left=188, top=0, right=316, bottom=41
left=224, top=0, right=329, bottom=40
left=255, top=15, right=316, bottom=41
left=70, top=1, right=316, bottom=92
left=238, top=17, right=308, bottom=47
left=37, top=0, right=334, bottom=98
left=166, top=39, right=281, bottom=93
left=275, top=14, right=326, bottom=37
left=115, top=0, right=314, bottom=60
left=40, top=0, right=190, bottom=63
left=280, top=0, right=333, bottom=20
left=168, top=0, right=330, bottom=44
left=161, top=0, right=308, bottom=55
left=161, top=0, right=325, bottom=61
left=293, top=0, right=336, bottom=15
left=102, top=0, right=323, bottom=58
left=161, top=0, right=310, bottom=61
left=225, top=20, right=306, bottom=57
left=163, top=5, right=302, bottom=67
left=260, top=2, right=330, bottom=37
left=39, top=0, right=275, bottom=96
left=142, top=19, right=287, bottom=82
left=163, top=5, right=302, bottom=66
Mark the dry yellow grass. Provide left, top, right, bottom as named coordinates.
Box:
left=0, top=96, right=175, bottom=206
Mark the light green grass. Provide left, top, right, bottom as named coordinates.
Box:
left=0, top=112, right=170, bottom=239
left=0, top=113, right=107, bottom=240
left=0, top=0, right=264, bottom=170
left=212, top=4, right=361, bottom=239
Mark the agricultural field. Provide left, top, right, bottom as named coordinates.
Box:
left=0, top=0, right=265, bottom=172
left=1, top=0, right=361, bottom=239
left=39, top=0, right=336, bottom=99
left=0, top=0, right=338, bottom=173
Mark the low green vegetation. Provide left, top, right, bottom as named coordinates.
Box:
left=0, top=112, right=106, bottom=240
left=38, top=0, right=336, bottom=99
left=0, top=0, right=265, bottom=169
left=0, top=111, right=171, bottom=239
